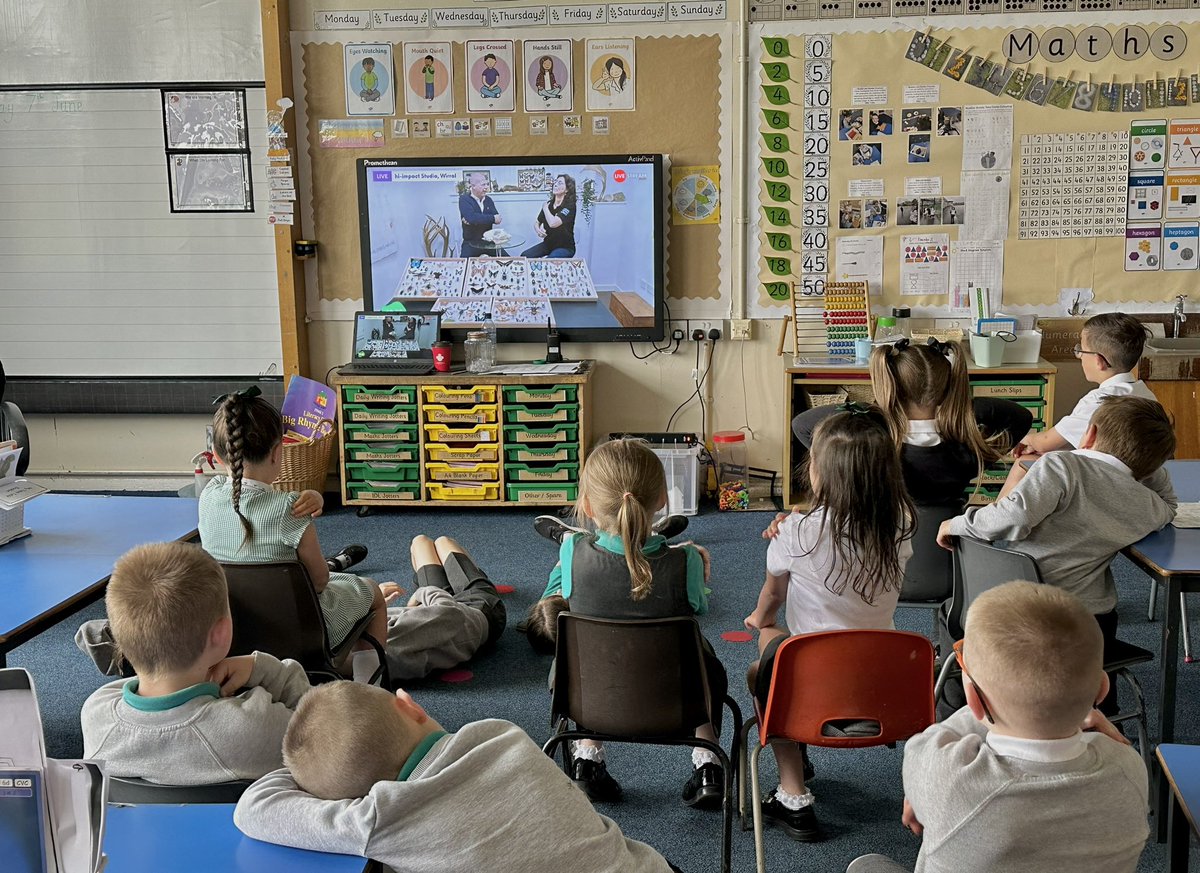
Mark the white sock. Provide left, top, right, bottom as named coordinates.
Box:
left=774, top=786, right=815, bottom=810
left=351, top=649, right=381, bottom=683
left=572, top=741, right=605, bottom=762
left=692, top=748, right=720, bottom=768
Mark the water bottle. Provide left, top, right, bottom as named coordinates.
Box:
left=481, top=313, right=497, bottom=355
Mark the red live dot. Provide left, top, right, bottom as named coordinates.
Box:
left=614, top=169, right=627, bottom=182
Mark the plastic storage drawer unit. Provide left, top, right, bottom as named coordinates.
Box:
left=342, top=385, right=417, bottom=404
left=344, top=424, right=418, bottom=442
left=503, top=423, right=578, bottom=444
left=344, top=403, right=417, bottom=423
left=506, top=483, right=579, bottom=503
left=344, top=462, right=420, bottom=482
left=426, top=482, right=502, bottom=501
left=503, top=404, right=579, bottom=424
left=502, top=384, right=578, bottom=405
left=421, top=385, right=497, bottom=405
left=347, top=481, right=420, bottom=502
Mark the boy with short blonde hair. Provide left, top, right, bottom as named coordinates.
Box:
left=81, top=542, right=311, bottom=785
left=235, top=682, right=678, bottom=872
left=847, top=582, right=1148, bottom=873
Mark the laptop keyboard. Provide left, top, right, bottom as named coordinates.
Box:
left=347, top=361, right=433, bottom=374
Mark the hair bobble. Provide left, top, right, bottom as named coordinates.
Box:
left=887, top=337, right=911, bottom=355
left=839, top=400, right=873, bottom=416
left=212, top=385, right=262, bottom=406
left=925, top=336, right=953, bottom=357
left=622, top=491, right=634, bottom=499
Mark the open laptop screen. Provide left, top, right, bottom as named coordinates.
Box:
left=352, top=312, right=440, bottom=360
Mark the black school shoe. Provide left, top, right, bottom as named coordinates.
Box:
left=572, top=758, right=623, bottom=803
left=759, top=795, right=823, bottom=842
left=534, top=515, right=586, bottom=545
left=681, top=762, right=725, bottom=809
left=653, top=514, right=689, bottom=540
left=327, top=543, right=368, bottom=572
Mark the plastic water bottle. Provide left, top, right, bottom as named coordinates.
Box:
left=481, top=313, right=497, bottom=358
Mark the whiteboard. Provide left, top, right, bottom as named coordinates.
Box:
left=0, top=88, right=283, bottom=377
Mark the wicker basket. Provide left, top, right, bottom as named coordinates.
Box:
left=806, top=388, right=848, bottom=408
left=273, top=431, right=334, bottom=494
left=843, top=383, right=877, bottom=404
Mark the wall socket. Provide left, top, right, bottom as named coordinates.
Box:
left=729, top=319, right=752, bottom=341
left=666, top=319, right=727, bottom=342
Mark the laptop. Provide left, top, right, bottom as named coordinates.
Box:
left=341, top=311, right=440, bottom=375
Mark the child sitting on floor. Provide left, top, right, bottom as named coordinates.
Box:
left=846, top=581, right=1148, bottom=873
left=746, top=406, right=915, bottom=842
left=233, top=682, right=679, bottom=873
left=80, top=542, right=311, bottom=784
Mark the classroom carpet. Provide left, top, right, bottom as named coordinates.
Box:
left=10, top=503, right=1198, bottom=873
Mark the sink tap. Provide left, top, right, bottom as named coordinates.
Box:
left=1175, top=295, right=1188, bottom=337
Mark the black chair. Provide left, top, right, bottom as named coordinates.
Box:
left=220, top=561, right=389, bottom=688
left=934, top=536, right=1152, bottom=767
left=898, top=501, right=964, bottom=633
left=0, top=359, right=30, bottom=475
left=542, top=614, right=743, bottom=873
left=107, top=776, right=251, bottom=804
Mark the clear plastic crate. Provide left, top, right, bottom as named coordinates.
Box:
left=650, top=444, right=702, bottom=517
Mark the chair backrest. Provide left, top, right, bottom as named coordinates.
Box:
left=0, top=400, right=30, bottom=476
left=220, top=561, right=333, bottom=671
left=900, top=501, right=964, bottom=604
left=107, top=776, right=251, bottom=804
left=944, top=536, right=1044, bottom=636
left=551, top=613, right=715, bottom=738
left=761, top=629, right=935, bottom=748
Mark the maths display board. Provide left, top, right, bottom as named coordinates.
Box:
left=751, top=16, right=1200, bottom=321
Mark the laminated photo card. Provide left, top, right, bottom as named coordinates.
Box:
left=403, top=42, right=453, bottom=115
left=345, top=43, right=395, bottom=117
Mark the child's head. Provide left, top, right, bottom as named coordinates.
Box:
left=807, top=406, right=915, bottom=604
left=1086, top=395, right=1175, bottom=479
left=362, top=57, right=374, bottom=71
left=963, top=581, right=1105, bottom=738
left=484, top=53, right=497, bottom=67
left=424, top=55, right=434, bottom=63
left=211, top=390, right=283, bottom=542
left=524, top=595, right=569, bottom=655
left=107, top=542, right=231, bottom=677
left=576, top=438, right=666, bottom=601
left=284, top=683, right=440, bottom=800
left=1080, top=313, right=1148, bottom=377
left=870, top=338, right=1003, bottom=464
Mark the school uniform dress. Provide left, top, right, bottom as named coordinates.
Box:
left=199, top=476, right=376, bottom=650
left=1054, top=372, right=1157, bottom=447
left=81, top=651, right=309, bottom=784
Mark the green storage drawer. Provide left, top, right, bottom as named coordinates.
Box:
left=346, top=442, right=419, bottom=463
left=345, top=461, right=420, bottom=482
left=347, top=481, right=420, bottom=502
left=506, top=483, right=579, bottom=503
left=502, top=384, right=578, bottom=404
left=342, top=385, right=417, bottom=404
left=503, top=403, right=578, bottom=424
left=503, top=423, right=579, bottom=444
left=504, top=444, right=579, bottom=464
left=503, top=462, right=579, bottom=482
left=344, top=423, right=418, bottom=442
left=344, top=403, right=417, bottom=423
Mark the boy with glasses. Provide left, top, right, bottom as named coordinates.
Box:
left=846, top=582, right=1148, bottom=873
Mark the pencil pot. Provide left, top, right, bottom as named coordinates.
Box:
left=969, top=333, right=1007, bottom=368
left=713, top=431, right=750, bottom=511
left=274, top=429, right=334, bottom=494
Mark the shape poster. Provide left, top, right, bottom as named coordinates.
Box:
left=1127, top=173, right=1164, bottom=221
left=1168, top=119, right=1200, bottom=170
left=403, top=42, right=453, bottom=115
left=1166, top=172, right=1200, bottom=220
left=899, top=233, right=949, bottom=295
left=1125, top=224, right=1162, bottom=271
left=466, top=40, right=516, bottom=113
left=1130, top=119, right=1167, bottom=170
left=586, top=38, right=635, bottom=112
left=523, top=39, right=573, bottom=113
left=1163, top=222, right=1200, bottom=271
left=345, top=43, right=395, bottom=117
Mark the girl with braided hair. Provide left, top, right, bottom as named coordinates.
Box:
left=200, top=389, right=390, bottom=681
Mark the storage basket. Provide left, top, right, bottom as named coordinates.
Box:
left=806, top=388, right=848, bottom=408
left=273, top=432, right=334, bottom=493
left=843, top=383, right=876, bottom=404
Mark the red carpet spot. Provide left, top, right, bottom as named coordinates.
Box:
left=721, top=631, right=753, bottom=643
left=439, top=669, right=474, bottom=683
left=494, top=584, right=516, bottom=594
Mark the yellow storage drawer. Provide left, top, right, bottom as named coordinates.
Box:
left=421, top=385, right=497, bottom=405
left=426, top=461, right=501, bottom=482
left=425, top=443, right=500, bottom=464
left=423, top=404, right=499, bottom=425
left=423, top=423, right=500, bottom=444
left=426, top=482, right=502, bottom=501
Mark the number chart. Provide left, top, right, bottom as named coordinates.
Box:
left=1018, top=132, right=1128, bottom=240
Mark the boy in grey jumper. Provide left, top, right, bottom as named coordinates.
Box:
left=235, top=682, right=677, bottom=873
left=847, top=582, right=1148, bottom=873
left=81, top=542, right=310, bottom=784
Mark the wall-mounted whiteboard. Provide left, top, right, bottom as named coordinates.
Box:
left=0, top=88, right=282, bottom=377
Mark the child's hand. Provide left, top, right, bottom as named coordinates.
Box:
left=676, top=541, right=712, bottom=583
left=762, top=512, right=790, bottom=540
left=744, top=610, right=775, bottom=632
left=208, top=655, right=257, bottom=696
left=292, top=489, right=325, bottom=518
left=379, top=582, right=407, bottom=604
left=902, top=798, right=924, bottom=836
left=1082, top=709, right=1131, bottom=746
left=936, top=520, right=955, bottom=551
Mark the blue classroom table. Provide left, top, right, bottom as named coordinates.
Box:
left=103, top=803, right=370, bottom=872
left=0, top=494, right=199, bottom=666
left=1157, top=744, right=1200, bottom=872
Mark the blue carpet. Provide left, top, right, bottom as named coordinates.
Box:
left=10, top=504, right=1193, bottom=872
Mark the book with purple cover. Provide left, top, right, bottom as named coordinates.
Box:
left=280, top=377, right=335, bottom=442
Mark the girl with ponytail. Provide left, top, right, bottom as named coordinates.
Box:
left=538, top=438, right=725, bottom=811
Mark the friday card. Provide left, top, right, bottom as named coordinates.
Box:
left=403, top=42, right=453, bottom=115
left=523, top=39, right=573, bottom=113
left=1125, top=224, right=1162, bottom=271
left=586, top=39, right=635, bottom=112
left=1127, top=173, right=1164, bottom=220
left=1163, top=222, right=1200, bottom=271
left=465, top=40, right=516, bottom=113
left=345, top=44, right=395, bottom=117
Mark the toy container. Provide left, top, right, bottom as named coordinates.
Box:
left=713, top=430, right=749, bottom=511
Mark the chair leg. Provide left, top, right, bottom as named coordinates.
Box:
left=737, top=716, right=758, bottom=831
left=1110, top=669, right=1151, bottom=772
left=1148, top=576, right=1159, bottom=622
left=932, top=655, right=958, bottom=706
left=1182, top=594, right=1193, bottom=664
left=750, top=743, right=767, bottom=873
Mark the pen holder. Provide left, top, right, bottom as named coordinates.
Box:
left=969, top=332, right=1009, bottom=368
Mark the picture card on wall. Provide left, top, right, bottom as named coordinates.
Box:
left=523, top=39, right=574, bottom=113
left=1130, top=119, right=1167, bottom=169
left=345, top=43, right=396, bottom=117
left=1168, top=119, right=1200, bottom=169
left=1166, top=172, right=1200, bottom=219
left=466, top=40, right=516, bottom=113
left=1127, top=173, right=1164, bottom=220
left=403, top=42, right=453, bottom=115
left=586, top=39, right=635, bottom=112
left=900, top=233, right=950, bottom=296
left=1163, top=222, right=1200, bottom=271
left=1125, top=224, right=1162, bottom=271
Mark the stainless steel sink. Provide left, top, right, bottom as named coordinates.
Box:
left=1146, top=337, right=1200, bottom=353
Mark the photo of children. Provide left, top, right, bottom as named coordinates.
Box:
left=345, top=43, right=395, bottom=117
left=942, top=195, right=965, bottom=225
left=404, top=42, right=453, bottom=115
left=918, top=197, right=943, bottom=226
left=852, top=141, right=882, bottom=166
left=863, top=199, right=888, bottom=228
left=839, top=108, right=864, bottom=141
left=901, top=108, right=931, bottom=132
left=937, top=107, right=962, bottom=136
left=838, top=199, right=863, bottom=229
left=466, top=41, right=515, bottom=113
left=897, top=197, right=919, bottom=226
left=869, top=109, right=892, bottom=136
left=909, top=134, right=931, bottom=163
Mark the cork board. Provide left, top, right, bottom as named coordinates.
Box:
left=300, top=35, right=723, bottom=302
left=752, top=20, right=1200, bottom=313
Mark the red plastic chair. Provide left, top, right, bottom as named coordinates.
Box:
left=737, top=629, right=935, bottom=873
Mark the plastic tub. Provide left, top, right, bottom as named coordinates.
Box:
left=1001, top=330, right=1043, bottom=364
left=346, top=442, right=419, bottom=463
left=649, top=443, right=702, bottom=517
left=344, top=424, right=418, bottom=442
left=426, top=461, right=501, bottom=482
left=503, top=462, right=579, bottom=482
left=503, top=403, right=579, bottom=424
left=344, top=403, right=417, bottom=423
left=426, top=482, right=502, bottom=501
left=504, top=444, right=579, bottom=464
left=502, top=384, right=578, bottom=404
left=423, top=404, right=499, bottom=425
left=342, top=385, right=416, bottom=404
left=969, top=333, right=1007, bottom=368
left=344, top=461, right=419, bottom=482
